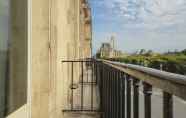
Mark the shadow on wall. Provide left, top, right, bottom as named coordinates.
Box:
left=0, top=0, right=28, bottom=117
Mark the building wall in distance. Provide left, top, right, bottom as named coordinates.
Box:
left=99, top=42, right=126, bottom=58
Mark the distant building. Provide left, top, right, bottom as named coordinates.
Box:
left=100, top=43, right=112, bottom=58
left=98, top=36, right=126, bottom=58
left=110, top=36, right=115, bottom=50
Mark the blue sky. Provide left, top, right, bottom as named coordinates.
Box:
left=89, top=0, right=186, bottom=53
left=1, top=0, right=186, bottom=53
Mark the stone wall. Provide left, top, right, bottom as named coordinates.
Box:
left=31, top=0, right=51, bottom=117
left=80, top=0, right=92, bottom=58
left=8, top=0, right=92, bottom=118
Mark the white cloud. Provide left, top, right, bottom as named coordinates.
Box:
left=91, top=0, right=186, bottom=29
left=90, top=0, right=186, bottom=52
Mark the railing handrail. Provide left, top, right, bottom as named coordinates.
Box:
left=100, top=59, right=186, bottom=100
left=62, top=58, right=100, bottom=63
left=98, top=59, right=184, bottom=118
left=102, top=60, right=186, bottom=85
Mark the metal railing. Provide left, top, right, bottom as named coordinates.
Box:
left=62, top=59, right=100, bottom=112
left=97, top=59, right=186, bottom=118
left=61, top=58, right=186, bottom=117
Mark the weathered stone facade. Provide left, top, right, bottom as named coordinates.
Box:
left=80, top=0, right=92, bottom=58
left=6, top=0, right=92, bottom=118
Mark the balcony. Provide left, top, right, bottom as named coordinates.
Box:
left=62, top=58, right=186, bottom=118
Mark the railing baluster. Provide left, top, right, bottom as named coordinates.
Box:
left=117, top=71, right=120, bottom=118
left=110, top=67, right=112, bottom=118
left=127, top=74, right=131, bottom=118
left=107, top=67, right=109, bottom=118
left=133, top=78, right=140, bottom=118
left=108, top=67, right=111, bottom=118
left=116, top=70, right=119, bottom=118
left=163, top=92, right=173, bottom=118
left=114, top=70, right=117, bottom=118
left=103, top=65, right=106, bottom=118
left=87, top=62, right=89, bottom=83
left=81, top=62, right=84, bottom=110
left=99, top=63, right=103, bottom=113
left=105, top=66, right=108, bottom=118
left=107, top=69, right=109, bottom=118
left=112, top=68, right=115, bottom=118
left=118, top=71, right=122, bottom=118
left=121, top=73, right=125, bottom=118
left=113, top=70, right=115, bottom=118
left=95, top=63, right=98, bottom=84
left=91, top=61, right=94, bottom=110
left=115, top=70, right=118, bottom=118
left=71, top=62, right=74, bottom=110
left=111, top=68, right=114, bottom=118
left=143, top=82, right=152, bottom=118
